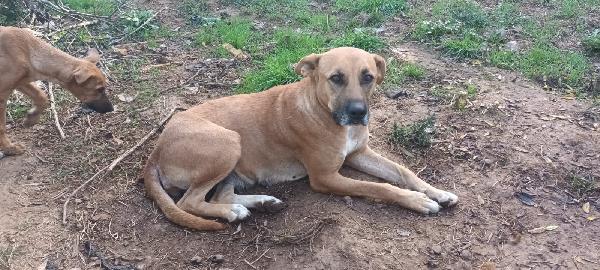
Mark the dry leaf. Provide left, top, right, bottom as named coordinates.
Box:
left=117, top=93, right=135, bottom=103
left=586, top=216, right=597, bottom=221
left=582, top=202, right=590, bottom=213
left=477, top=195, right=485, bottom=205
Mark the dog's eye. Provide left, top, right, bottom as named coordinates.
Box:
left=329, top=74, right=343, bottom=84
left=362, top=74, right=374, bottom=84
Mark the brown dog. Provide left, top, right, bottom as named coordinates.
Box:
left=0, top=26, right=113, bottom=156
left=143, top=47, right=458, bottom=230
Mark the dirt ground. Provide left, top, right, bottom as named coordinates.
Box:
left=1, top=2, right=600, bottom=270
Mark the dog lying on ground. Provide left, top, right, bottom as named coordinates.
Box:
left=143, top=47, right=458, bottom=230
left=0, top=26, right=113, bottom=156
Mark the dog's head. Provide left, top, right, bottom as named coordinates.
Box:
left=295, top=47, right=385, bottom=126
left=64, top=49, right=113, bottom=113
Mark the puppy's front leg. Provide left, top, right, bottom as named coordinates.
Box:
left=345, top=147, right=458, bottom=207
left=17, top=83, right=49, bottom=127
left=0, top=96, right=25, bottom=155
left=309, top=172, right=441, bottom=214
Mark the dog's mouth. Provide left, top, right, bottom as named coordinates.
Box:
left=332, top=111, right=369, bottom=126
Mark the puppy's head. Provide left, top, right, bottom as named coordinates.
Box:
left=64, top=49, right=113, bottom=113
left=295, top=47, right=385, bottom=126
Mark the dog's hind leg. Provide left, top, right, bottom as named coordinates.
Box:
left=0, top=89, right=25, bottom=155
left=176, top=180, right=251, bottom=223
left=16, top=82, right=49, bottom=127
left=209, top=181, right=286, bottom=213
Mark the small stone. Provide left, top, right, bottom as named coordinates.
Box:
left=190, top=256, right=203, bottom=265
left=209, top=254, right=224, bottom=264
left=0, top=152, right=4, bottom=160
left=396, top=229, right=411, bottom=237
left=483, top=159, right=494, bottom=165
left=431, top=245, right=442, bottom=255
left=385, top=89, right=410, bottom=99
left=459, top=250, right=473, bottom=261
left=343, top=196, right=353, bottom=206
left=506, top=40, right=519, bottom=52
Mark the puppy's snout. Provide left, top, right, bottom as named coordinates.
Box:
left=85, top=93, right=114, bottom=113
left=346, top=100, right=367, bottom=119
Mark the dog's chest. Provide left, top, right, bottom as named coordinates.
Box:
left=341, top=126, right=367, bottom=157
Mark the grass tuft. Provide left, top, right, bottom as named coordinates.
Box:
left=331, top=31, right=386, bottom=52
left=237, top=30, right=326, bottom=93
left=432, top=0, right=487, bottom=29
left=583, top=30, right=600, bottom=53
left=62, top=0, right=116, bottom=16
left=390, top=116, right=436, bottom=148
left=519, top=45, right=589, bottom=87
left=442, top=33, right=484, bottom=58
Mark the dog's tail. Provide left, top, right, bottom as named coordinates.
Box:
left=143, top=157, right=226, bottom=231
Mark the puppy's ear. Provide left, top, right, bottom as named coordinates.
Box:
left=295, top=53, right=320, bottom=77
left=73, top=67, right=92, bottom=84
left=84, top=48, right=100, bottom=64
left=372, top=54, right=386, bottom=85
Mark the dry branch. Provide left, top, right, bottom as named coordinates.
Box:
left=62, top=107, right=184, bottom=225
left=47, top=82, right=66, bottom=139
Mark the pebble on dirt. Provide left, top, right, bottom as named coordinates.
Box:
left=209, top=254, right=225, bottom=264
left=190, top=256, right=203, bottom=265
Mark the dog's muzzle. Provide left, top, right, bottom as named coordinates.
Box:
left=332, top=100, right=369, bottom=126
left=84, top=93, right=114, bottom=113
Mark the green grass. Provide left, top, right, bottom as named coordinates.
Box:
left=411, top=19, right=462, bottom=42
left=335, top=0, right=407, bottom=26
left=442, top=33, right=484, bottom=58
left=401, top=63, right=426, bottom=80
left=196, top=19, right=255, bottom=49
left=489, top=50, right=518, bottom=69
left=331, top=31, right=386, bottom=52
left=390, top=116, right=436, bottom=148
left=0, top=1, right=24, bottom=25
left=237, top=30, right=326, bottom=93
left=556, top=0, right=582, bottom=19
left=583, top=30, right=600, bottom=53
left=6, top=102, right=29, bottom=122
left=569, top=174, right=598, bottom=197
left=519, top=45, right=589, bottom=87
left=119, top=9, right=165, bottom=41
left=62, top=0, right=117, bottom=16
left=432, top=0, right=488, bottom=29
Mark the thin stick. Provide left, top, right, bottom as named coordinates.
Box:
left=62, top=108, right=183, bottom=225
left=48, top=82, right=66, bottom=139
left=48, top=20, right=98, bottom=37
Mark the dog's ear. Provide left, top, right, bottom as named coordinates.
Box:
left=372, top=54, right=386, bottom=85
left=84, top=48, right=100, bottom=64
left=73, top=67, right=92, bottom=84
left=295, top=53, right=320, bottom=77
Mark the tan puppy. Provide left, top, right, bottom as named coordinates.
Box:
left=0, top=26, right=113, bottom=156
left=143, top=47, right=458, bottom=230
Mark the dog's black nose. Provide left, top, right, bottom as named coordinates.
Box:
left=346, top=100, right=367, bottom=119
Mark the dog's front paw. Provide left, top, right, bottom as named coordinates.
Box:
left=255, top=196, right=286, bottom=213
left=426, top=189, right=458, bottom=208
left=226, top=204, right=250, bottom=223
left=406, top=191, right=440, bottom=214
left=1, top=143, right=25, bottom=156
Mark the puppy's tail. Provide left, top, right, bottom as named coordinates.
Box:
left=143, top=157, right=226, bottom=231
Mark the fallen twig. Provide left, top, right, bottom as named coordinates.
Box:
left=48, top=82, right=66, bottom=139
left=47, top=20, right=98, bottom=37
left=62, top=107, right=184, bottom=225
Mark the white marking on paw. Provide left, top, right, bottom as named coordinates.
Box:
left=427, top=189, right=459, bottom=207
left=227, top=204, right=250, bottom=222
left=234, top=195, right=282, bottom=208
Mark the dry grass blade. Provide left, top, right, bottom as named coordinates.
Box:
left=270, top=217, right=335, bottom=245
left=62, top=107, right=184, bottom=225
